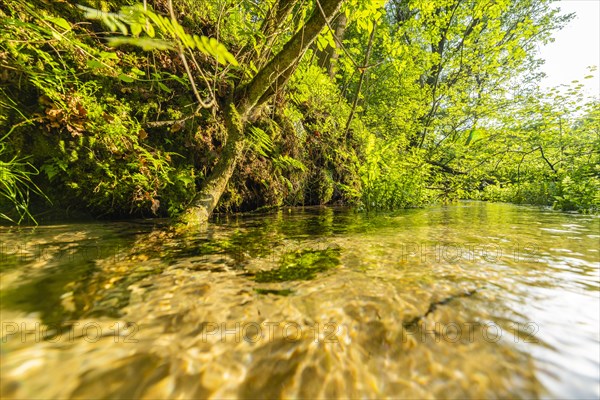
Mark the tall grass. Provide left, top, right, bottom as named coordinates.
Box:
left=0, top=138, right=48, bottom=224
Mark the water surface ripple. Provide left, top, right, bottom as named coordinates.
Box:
left=1, top=202, right=598, bottom=398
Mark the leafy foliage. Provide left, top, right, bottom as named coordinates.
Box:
left=79, top=4, right=238, bottom=66
left=0, top=0, right=198, bottom=219
left=255, top=247, right=341, bottom=282
left=0, top=138, right=49, bottom=224
left=0, top=0, right=597, bottom=225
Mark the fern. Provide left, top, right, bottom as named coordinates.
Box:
left=78, top=4, right=238, bottom=66
left=273, top=155, right=307, bottom=172
left=246, top=127, right=306, bottom=173
left=247, top=126, right=274, bottom=157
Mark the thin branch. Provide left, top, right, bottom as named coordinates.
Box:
left=167, top=0, right=214, bottom=109
left=344, top=22, right=376, bottom=136
left=315, top=0, right=361, bottom=71
left=538, top=145, right=557, bottom=173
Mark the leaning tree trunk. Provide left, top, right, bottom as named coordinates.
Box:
left=177, top=102, right=245, bottom=228
left=178, top=0, right=345, bottom=229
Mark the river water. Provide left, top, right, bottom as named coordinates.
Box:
left=1, top=202, right=598, bottom=398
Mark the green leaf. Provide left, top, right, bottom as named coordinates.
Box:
left=247, top=126, right=274, bottom=157
left=77, top=5, right=105, bottom=20
left=157, top=82, right=172, bottom=93
left=195, top=36, right=238, bottom=66
left=316, top=36, right=327, bottom=52
left=249, top=60, right=258, bottom=73
left=166, top=73, right=188, bottom=85
left=193, top=35, right=209, bottom=55
left=114, top=20, right=129, bottom=35
left=464, top=129, right=475, bottom=146
left=99, top=51, right=119, bottom=60
left=118, top=74, right=134, bottom=83
left=46, top=17, right=70, bottom=31
left=131, top=67, right=145, bottom=76
left=86, top=59, right=104, bottom=69
left=101, top=15, right=117, bottom=32
left=107, top=37, right=175, bottom=51
left=177, top=175, right=194, bottom=187
left=218, top=43, right=239, bottom=66
left=130, top=23, right=142, bottom=37
left=144, top=23, right=155, bottom=38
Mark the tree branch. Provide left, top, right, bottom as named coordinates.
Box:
left=237, top=0, right=344, bottom=114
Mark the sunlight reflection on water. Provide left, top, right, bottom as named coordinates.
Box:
left=1, top=202, right=598, bottom=398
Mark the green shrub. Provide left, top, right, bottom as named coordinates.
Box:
left=360, top=142, right=433, bottom=211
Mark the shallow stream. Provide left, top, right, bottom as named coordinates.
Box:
left=1, top=202, right=598, bottom=398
